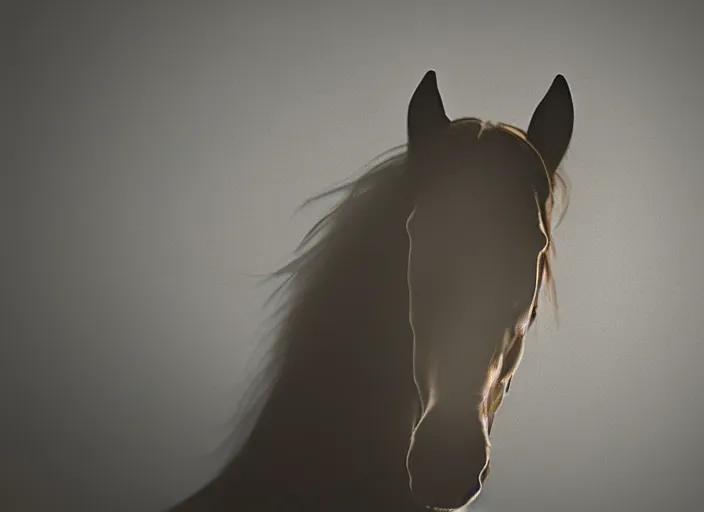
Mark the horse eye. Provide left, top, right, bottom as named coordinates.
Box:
left=530, top=306, right=537, bottom=323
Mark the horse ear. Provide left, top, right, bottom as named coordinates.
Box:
left=407, top=70, right=450, bottom=150
left=527, top=74, right=574, bottom=176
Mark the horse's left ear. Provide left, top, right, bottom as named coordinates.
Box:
left=527, top=75, right=574, bottom=176
left=407, top=70, right=450, bottom=151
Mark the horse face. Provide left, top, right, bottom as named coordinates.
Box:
left=403, top=71, right=573, bottom=510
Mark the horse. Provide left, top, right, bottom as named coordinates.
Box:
left=166, top=70, right=573, bottom=512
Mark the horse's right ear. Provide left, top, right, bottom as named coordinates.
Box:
left=407, top=70, right=450, bottom=151
left=527, top=75, right=574, bottom=176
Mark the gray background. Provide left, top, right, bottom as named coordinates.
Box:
left=4, top=1, right=703, bottom=511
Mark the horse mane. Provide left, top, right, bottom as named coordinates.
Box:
left=214, top=143, right=409, bottom=457
left=216, top=117, right=571, bottom=465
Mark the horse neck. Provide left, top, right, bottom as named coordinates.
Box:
left=216, top=205, right=424, bottom=510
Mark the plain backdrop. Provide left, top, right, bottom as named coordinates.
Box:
left=4, top=1, right=704, bottom=511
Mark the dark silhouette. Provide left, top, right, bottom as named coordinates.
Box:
left=167, top=71, right=573, bottom=512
